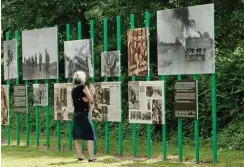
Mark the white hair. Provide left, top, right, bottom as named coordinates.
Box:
left=72, top=70, right=86, bottom=86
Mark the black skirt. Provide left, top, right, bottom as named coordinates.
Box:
left=72, top=111, right=95, bottom=140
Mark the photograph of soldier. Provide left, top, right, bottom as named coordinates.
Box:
left=152, top=100, right=163, bottom=124
left=64, top=39, right=93, bottom=78
left=157, top=4, right=214, bottom=75
left=54, top=84, right=67, bottom=120
left=22, top=27, right=58, bottom=80
left=142, top=112, right=151, bottom=121
left=147, top=99, right=151, bottom=110
left=4, top=40, right=17, bottom=80
left=146, top=86, right=162, bottom=98
left=127, top=28, right=148, bottom=76
left=128, top=82, right=139, bottom=110
left=33, top=84, right=48, bottom=106
left=1, top=85, right=8, bottom=125
left=101, top=51, right=120, bottom=77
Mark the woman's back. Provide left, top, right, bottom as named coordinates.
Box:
left=72, top=84, right=89, bottom=113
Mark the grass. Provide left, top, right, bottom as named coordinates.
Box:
left=1, top=131, right=244, bottom=167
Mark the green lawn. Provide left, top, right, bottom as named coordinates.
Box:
left=1, top=132, right=244, bottom=167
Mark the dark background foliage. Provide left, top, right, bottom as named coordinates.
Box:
left=1, top=0, right=244, bottom=149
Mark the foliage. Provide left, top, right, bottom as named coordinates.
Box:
left=1, top=0, right=244, bottom=150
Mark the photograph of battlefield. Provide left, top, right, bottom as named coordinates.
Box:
left=4, top=40, right=17, bottom=80
left=157, top=4, right=214, bottom=75
left=64, top=39, right=93, bottom=78
left=22, top=27, right=58, bottom=80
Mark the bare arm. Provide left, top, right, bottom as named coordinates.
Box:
left=83, top=86, right=93, bottom=103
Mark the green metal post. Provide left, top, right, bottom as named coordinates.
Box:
left=194, top=74, right=199, bottom=164
left=45, top=79, right=50, bottom=148
left=90, top=20, right=96, bottom=155
left=6, top=32, right=11, bottom=145
left=145, top=11, right=152, bottom=159
left=211, top=74, right=217, bottom=163
left=56, top=25, right=61, bottom=151
left=103, top=18, right=110, bottom=155
left=15, top=30, right=20, bottom=146
left=66, top=24, right=73, bottom=151
left=161, top=75, right=167, bottom=160
left=117, top=16, right=123, bottom=156
left=77, top=21, right=85, bottom=153
left=34, top=80, right=40, bottom=146
left=25, top=80, right=29, bottom=146
left=177, top=75, right=183, bottom=162
left=130, top=14, right=137, bottom=157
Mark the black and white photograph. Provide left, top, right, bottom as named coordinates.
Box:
left=64, top=39, right=93, bottom=78
left=128, top=82, right=139, bottom=110
left=152, top=100, right=163, bottom=124
left=101, top=51, right=120, bottom=77
left=54, top=83, right=67, bottom=120
left=4, top=40, right=17, bottom=80
left=33, top=84, right=48, bottom=106
left=147, top=99, right=151, bottom=110
left=135, top=111, right=141, bottom=120
left=146, top=86, right=162, bottom=98
left=142, top=112, right=151, bottom=121
left=157, top=4, right=214, bottom=75
left=130, top=111, right=137, bottom=120
left=22, top=27, right=58, bottom=80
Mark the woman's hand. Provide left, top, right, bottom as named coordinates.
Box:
left=82, top=97, right=89, bottom=102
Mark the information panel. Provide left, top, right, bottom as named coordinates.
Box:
left=14, top=85, right=27, bottom=114
left=174, top=80, right=198, bottom=119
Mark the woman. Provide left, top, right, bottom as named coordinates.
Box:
left=71, top=70, right=96, bottom=162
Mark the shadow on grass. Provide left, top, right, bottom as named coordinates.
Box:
left=48, top=160, right=78, bottom=166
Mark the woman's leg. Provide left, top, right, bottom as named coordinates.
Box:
left=87, top=140, right=95, bottom=159
left=75, top=139, right=83, bottom=158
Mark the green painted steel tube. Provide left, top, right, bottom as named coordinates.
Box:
left=25, top=80, right=29, bottom=146
left=55, top=25, right=61, bottom=151
left=130, top=13, right=137, bottom=157
left=161, top=75, right=167, bottom=160
left=211, top=74, right=217, bottom=163
left=117, top=16, right=123, bottom=156
left=45, top=79, right=50, bottom=148
left=145, top=11, right=152, bottom=159
left=177, top=75, right=183, bottom=162
left=103, top=18, right=110, bottom=155
left=15, top=30, right=20, bottom=146
left=66, top=23, right=73, bottom=151
left=194, top=74, right=199, bottom=164
left=6, top=32, right=11, bottom=145
left=34, top=80, right=40, bottom=146
left=90, top=20, right=96, bottom=155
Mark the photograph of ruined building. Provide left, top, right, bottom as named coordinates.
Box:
left=157, top=4, right=214, bottom=75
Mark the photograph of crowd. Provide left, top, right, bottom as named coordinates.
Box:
left=22, top=27, right=58, bottom=80
left=1, top=85, right=8, bottom=125
left=127, top=28, right=148, bottom=76
left=64, top=39, right=93, bottom=78
left=101, top=51, right=120, bottom=77
left=157, top=4, right=214, bottom=75
left=33, top=84, right=48, bottom=106
left=4, top=40, right=17, bottom=80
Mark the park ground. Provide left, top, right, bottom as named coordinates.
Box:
left=1, top=133, right=244, bottom=167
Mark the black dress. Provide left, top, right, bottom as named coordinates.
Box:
left=72, top=84, right=95, bottom=140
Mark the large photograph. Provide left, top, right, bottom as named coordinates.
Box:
left=157, top=4, right=214, bottom=75
left=89, top=82, right=121, bottom=122
left=4, top=40, right=17, bottom=80
left=22, top=27, right=58, bottom=80
left=1, top=85, right=8, bottom=125
left=33, top=84, right=48, bottom=106
left=129, top=81, right=165, bottom=124
left=54, top=83, right=68, bottom=120
left=64, top=39, right=93, bottom=78
left=101, top=51, right=120, bottom=77
left=127, top=28, right=148, bottom=76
